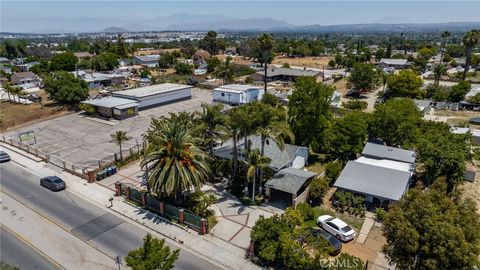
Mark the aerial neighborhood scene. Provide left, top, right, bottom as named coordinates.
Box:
left=2, top=1, right=480, bottom=270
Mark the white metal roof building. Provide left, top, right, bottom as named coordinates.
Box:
left=212, top=84, right=264, bottom=105
left=113, top=83, right=193, bottom=109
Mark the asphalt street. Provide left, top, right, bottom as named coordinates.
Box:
left=0, top=162, right=220, bottom=270
left=1, top=225, right=61, bottom=270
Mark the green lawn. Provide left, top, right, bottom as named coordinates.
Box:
left=303, top=206, right=364, bottom=231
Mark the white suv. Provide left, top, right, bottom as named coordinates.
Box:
left=316, top=215, right=356, bottom=242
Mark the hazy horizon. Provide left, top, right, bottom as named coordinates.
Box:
left=2, top=1, right=480, bottom=26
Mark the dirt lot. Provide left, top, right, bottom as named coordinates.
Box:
left=272, top=56, right=334, bottom=69
left=431, top=110, right=480, bottom=128
left=342, top=225, right=390, bottom=268
left=0, top=90, right=70, bottom=132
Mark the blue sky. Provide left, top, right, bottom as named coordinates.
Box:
left=2, top=1, right=479, bottom=25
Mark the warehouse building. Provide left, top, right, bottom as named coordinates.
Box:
left=81, top=83, right=193, bottom=120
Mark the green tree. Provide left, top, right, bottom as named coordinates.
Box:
left=328, top=59, right=336, bottom=69
left=347, top=63, right=377, bottom=94
left=414, top=121, right=469, bottom=190
left=174, top=62, right=192, bottom=75
left=198, top=31, right=222, bottom=55
left=115, top=34, right=128, bottom=58
left=205, top=56, right=221, bottom=73
left=288, top=77, right=333, bottom=151
left=369, top=98, right=422, bottom=147
left=111, top=131, right=131, bottom=161
left=142, top=119, right=210, bottom=198
left=186, top=189, right=216, bottom=217
left=245, top=149, right=271, bottom=201
left=375, top=48, right=386, bottom=60
left=223, top=109, right=242, bottom=179
left=196, top=103, right=225, bottom=156
left=125, top=233, right=179, bottom=270
left=214, top=56, right=235, bottom=84
left=250, top=215, right=290, bottom=264
left=329, top=111, right=369, bottom=161
left=342, top=99, right=367, bottom=111
left=462, top=29, right=480, bottom=81
left=449, top=80, right=471, bottom=102
left=257, top=33, right=275, bottom=94
left=43, top=71, right=89, bottom=106
left=418, top=47, right=435, bottom=61
left=386, top=69, right=424, bottom=98
left=50, top=52, right=78, bottom=71
left=158, top=52, right=177, bottom=68
left=468, top=93, right=480, bottom=104
left=382, top=179, right=480, bottom=270
left=432, top=64, right=447, bottom=86
left=440, top=31, right=451, bottom=62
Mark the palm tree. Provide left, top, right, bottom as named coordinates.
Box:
left=245, top=149, right=271, bottom=201
left=111, top=131, right=131, bottom=161
left=222, top=108, right=242, bottom=179
left=440, top=31, right=451, bottom=63
left=257, top=33, right=274, bottom=94
left=9, top=86, right=24, bottom=104
left=2, top=82, right=13, bottom=102
left=214, top=56, right=235, bottom=85
left=196, top=103, right=225, bottom=156
left=141, top=121, right=210, bottom=198
left=433, top=64, right=448, bottom=86
left=462, top=30, right=480, bottom=81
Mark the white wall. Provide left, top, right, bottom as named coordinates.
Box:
left=213, top=90, right=244, bottom=104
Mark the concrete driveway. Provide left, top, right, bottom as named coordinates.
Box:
left=3, top=88, right=215, bottom=170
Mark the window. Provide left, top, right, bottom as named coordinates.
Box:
left=327, top=222, right=339, bottom=230
left=221, top=93, right=225, bottom=97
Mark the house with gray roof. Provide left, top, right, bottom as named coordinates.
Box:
left=333, top=143, right=416, bottom=206
left=213, top=135, right=308, bottom=172
left=378, top=58, right=410, bottom=69
left=133, top=55, right=160, bottom=67
left=251, top=67, right=323, bottom=83
left=265, top=168, right=317, bottom=208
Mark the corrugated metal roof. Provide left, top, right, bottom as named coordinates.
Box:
left=113, top=83, right=193, bottom=98
left=362, top=143, right=416, bottom=164
left=379, top=58, right=408, bottom=65
left=333, top=160, right=411, bottom=201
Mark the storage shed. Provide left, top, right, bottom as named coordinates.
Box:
left=213, top=84, right=264, bottom=105
left=112, top=83, right=193, bottom=110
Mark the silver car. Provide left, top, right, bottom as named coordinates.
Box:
left=316, top=215, right=356, bottom=242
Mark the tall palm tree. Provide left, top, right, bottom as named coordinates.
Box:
left=440, top=31, right=451, bottom=63
left=222, top=108, right=242, bottom=179
left=141, top=121, right=210, bottom=198
left=433, top=64, right=448, bottom=86
left=257, top=33, right=274, bottom=94
left=2, top=82, right=13, bottom=102
left=462, top=30, right=480, bottom=81
left=245, top=149, right=271, bottom=201
left=111, top=130, right=131, bottom=161
left=214, top=56, right=235, bottom=85
left=196, top=103, right=225, bottom=156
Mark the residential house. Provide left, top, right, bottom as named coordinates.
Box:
left=72, top=70, right=127, bottom=89
left=132, top=55, right=160, bottom=67
left=10, top=71, right=41, bottom=90
left=251, top=67, right=323, bottom=83
left=213, top=84, right=264, bottom=105
left=378, top=58, right=410, bottom=69
left=333, top=143, right=416, bottom=207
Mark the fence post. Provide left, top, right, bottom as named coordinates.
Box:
left=200, top=218, right=207, bottom=235
left=130, top=148, right=133, bottom=156
left=140, top=192, right=146, bottom=207
left=62, top=161, right=66, bottom=169
left=159, top=201, right=165, bottom=215
left=114, top=182, right=122, bottom=196
left=46, top=154, right=50, bottom=163
left=98, top=160, right=102, bottom=169
left=35, top=148, right=38, bottom=156
left=114, top=153, right=118, bottom=162
left=125, top=186, right=130, bottom=200
left=178, top=209, right=184, bottom=224
left=26, top=145, right=30, bottom=153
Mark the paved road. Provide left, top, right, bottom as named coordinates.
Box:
left=0, top=162, right=220, bottom=270
left=1, top=225, right=61, bottom=270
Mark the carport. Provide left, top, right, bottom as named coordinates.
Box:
left=265, top=168, right=317, bottom=209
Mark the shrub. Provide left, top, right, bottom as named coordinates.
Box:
left=375, top=207, right=387, bottom=222
left=325, top=161, right=343, bottom=182
left=333, top=190, right=365, bottom=217
left=342, top=99, right=367, bottom=111
left=309, top=176, right=330, bottom=200
left=283, top=207, right=303, bottom=227
left=296, top=203, right=314, bottom=221
left=79, top=103, right=96, bottom=115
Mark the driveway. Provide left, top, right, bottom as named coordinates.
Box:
left=2, top=88, right=215, bottom=170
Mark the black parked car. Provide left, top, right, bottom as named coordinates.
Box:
left=0, top=151, right=10, bottom=162
left=40, top=176, right=66, bottom=191
left=306, top=228, right=342, bottom=255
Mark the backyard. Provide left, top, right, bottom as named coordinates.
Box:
left=272, top=56, right=334, bottom=69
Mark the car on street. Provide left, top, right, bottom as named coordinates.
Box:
left=40, top=176, right=66, bottom=191
left=306, top=228, right=342, bottom=255
left=316, top=215, right=356, bottom=242
left=0, top=151, right=11, bottom=162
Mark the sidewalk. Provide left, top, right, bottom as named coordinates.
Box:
left=1, top=192, right=121, bottom=270
left=0, top=143, right=260, bottom=270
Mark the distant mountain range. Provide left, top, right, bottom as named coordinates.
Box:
left=1, top=13, right=479, bottom=33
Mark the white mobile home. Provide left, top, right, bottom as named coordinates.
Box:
left=213, top=84, right=264, bottom=105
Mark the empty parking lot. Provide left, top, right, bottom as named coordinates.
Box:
left=3, top=88, right=216, bottom=169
